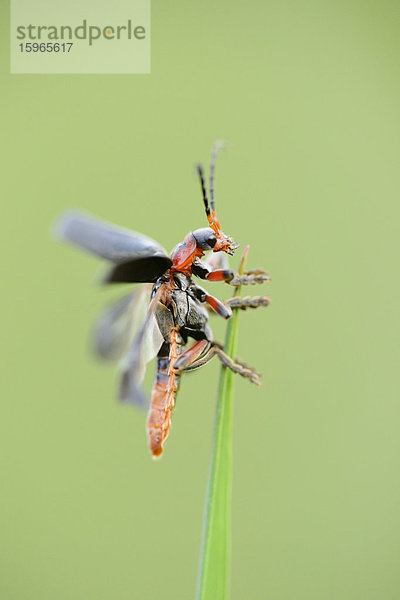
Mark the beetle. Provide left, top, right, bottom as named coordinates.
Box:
left=54, top=143, right=270, bottom=457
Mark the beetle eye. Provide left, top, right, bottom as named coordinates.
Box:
left=207, top=232, right=217, bottom=247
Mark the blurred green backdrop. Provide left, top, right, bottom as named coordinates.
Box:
left=1, top=1, right=400, bottom=599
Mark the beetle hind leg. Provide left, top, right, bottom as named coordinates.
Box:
left=173, top=340, right=261, bottom=386
left=213, top=346, right=261, bottom=386
left=173, top=339, right=212, bottom=372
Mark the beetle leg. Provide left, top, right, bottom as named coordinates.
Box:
left=205, top=269, right=235, bottom=283
left=204, top=294, right=232, bottom=319
left=174, top=346, right=216, bottom=373
left=229, top=270, right=270, bottom=286
left=175, top=342, right=261, bottom=385
left=229, top=356, right=261, bottom=378
left=225, top=295, right=271, bottom=310
left=192, top=258, right=234, bottom=283
left=213, top=346, right=261, bottom=385
left=173, top=339, right=211, bottom=371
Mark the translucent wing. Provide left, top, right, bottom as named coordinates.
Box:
left=204, top=251, right=229, bottom=271
left=54, top=211, right=172, bottom=282
left=91, top=284, right=152, bottom=362
left=119, top=290, right=165, bottom=408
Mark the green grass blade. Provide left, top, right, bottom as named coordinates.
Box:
left=195, top=248, right=249, bottom=600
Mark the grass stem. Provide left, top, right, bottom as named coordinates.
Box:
left=195, top=247, right=249, bottom=600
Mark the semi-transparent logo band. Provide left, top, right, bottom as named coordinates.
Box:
left=11, top=0, right=151, bottom=74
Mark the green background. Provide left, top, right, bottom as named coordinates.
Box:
left=1, top=1, right=399, bottom=599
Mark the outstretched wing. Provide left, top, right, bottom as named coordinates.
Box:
left=119, top=289, right=165, bottom=408
left=91, top=285, right=152, bottom=362
left=54, top=211, right=172, bottom=283
left=102, top=256, right=172, bottom=284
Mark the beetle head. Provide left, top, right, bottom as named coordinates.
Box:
left=196, top=159, right=238, bottom=257
left=192, top=226, right=238, bottom=256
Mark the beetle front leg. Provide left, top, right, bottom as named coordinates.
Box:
left=229, top=269, right=270, bottom=286
left=192, top=258, right=234, bottom=284
left=205, top=269, right=235, bottom=283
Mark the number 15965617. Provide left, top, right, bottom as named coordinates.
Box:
left=19, top=43, right=73, bottom=53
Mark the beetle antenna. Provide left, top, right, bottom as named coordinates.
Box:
left=209, top=140, right=223, bottom=216
left=196, top=164, right=213, bottom=223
